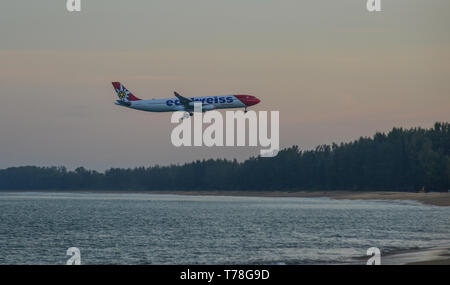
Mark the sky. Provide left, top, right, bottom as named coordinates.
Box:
left=0, top=0, right=449, bottom=170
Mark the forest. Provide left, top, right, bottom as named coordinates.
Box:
left=0, top=122, right=449, bottom=192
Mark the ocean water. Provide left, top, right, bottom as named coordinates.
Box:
left=0, top=191, right=449, bottom=265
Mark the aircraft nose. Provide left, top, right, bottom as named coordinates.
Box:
left=234, top=95, right=261, bottom=107
left=248, top=96, right=260, bottom=106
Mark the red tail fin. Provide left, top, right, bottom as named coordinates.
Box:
left=112, top=82, right=141, bottom=101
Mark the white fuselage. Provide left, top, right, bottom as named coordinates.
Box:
left=116, top=95, right=246, bottom=112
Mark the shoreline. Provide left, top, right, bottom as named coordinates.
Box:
left=351, top=245, right=450, bottom=265
left=150, top=191, right=450, bottom=207
left=2, top=190, right=450, bottom=206
left=386, top=245, right=450, bottom=265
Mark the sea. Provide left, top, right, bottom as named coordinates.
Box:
left=0, top=191, right=449, bottom=264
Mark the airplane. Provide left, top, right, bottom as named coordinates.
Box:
left=112, top=82, right=260, bottom=116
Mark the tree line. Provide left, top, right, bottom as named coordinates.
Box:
left=0, top=122, right=449, bottom=192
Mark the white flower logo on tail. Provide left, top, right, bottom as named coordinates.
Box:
left=116, top=84, right=130, bottom=101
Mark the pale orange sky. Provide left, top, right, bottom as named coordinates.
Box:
left=0, top=1, right=449, bottom=170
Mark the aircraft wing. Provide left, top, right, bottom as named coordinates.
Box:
left=174, top=91, right=192, bottom=105
left=174, top=91, right=212, bottom=112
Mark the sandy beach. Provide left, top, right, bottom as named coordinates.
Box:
left=351, top=245, right=450, bottom=265
left=385, top=245, right=450, bottom=265
left=149, top=191, right=450, bottom=207
left=6, top=190, right=450, bottom=207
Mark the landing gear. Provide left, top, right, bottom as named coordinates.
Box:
left=182, top=112, right=190, bottom=120
left=181, top=112, right=194, bottom=120
left=244, top=107, right=248, bottom=113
